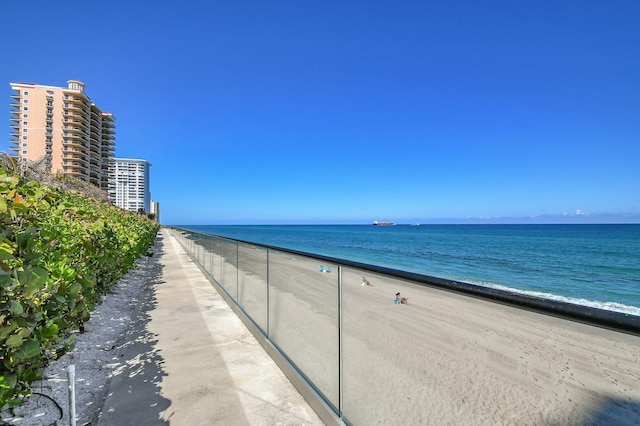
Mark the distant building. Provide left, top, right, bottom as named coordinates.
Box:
left=111, top=158, right=151, bottom=213
left=150, top=200, right=160, bottom=222
left=9, top=80, right=115, bottom=191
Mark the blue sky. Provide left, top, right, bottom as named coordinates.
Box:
left=2, top=1, right=639, bottom=224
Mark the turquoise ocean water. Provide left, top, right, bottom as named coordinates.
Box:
left=180, top=224, right=640, bottom=316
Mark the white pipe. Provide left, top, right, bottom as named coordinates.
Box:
left=67, top=365, right=76, bottom=426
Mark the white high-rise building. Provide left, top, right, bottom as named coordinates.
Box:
left=111, top=158, right=151, bottom=213
left=150, top=200, right=160, bottom=222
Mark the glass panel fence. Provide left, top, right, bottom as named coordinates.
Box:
left=237, top=243, right=269, bottom=334
left=202, top=238, right=212, bottom=274
left=220, top=239, right=238, bottom=300
left=171, top=228, right=640, bottom=426
left=195, top=235, right=206, bottom=270
left=268, top=250, right=340, bottom=410
left=210, top=238, right=221, bottom=280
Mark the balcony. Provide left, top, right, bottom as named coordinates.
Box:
left=66, top=95, right=83, bottom=104
left=63, top=168, right=87, bottom=179
left=62, top=138, right=87, bottom=150
left=72, top=118, right=89, bottom=129
left=66, top=96, right=89, bottom=109
left=62, top=152, right=87, bottom=160
left=63, top=161, right=89, bottom=174
left=64, top=101, right=84, bottom=111
left=62, top=150, right=86, bottom=157
left=64, top=126, right=87, bottom=137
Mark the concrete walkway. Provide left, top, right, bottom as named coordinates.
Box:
left=97, top=229, right=324, bottom=425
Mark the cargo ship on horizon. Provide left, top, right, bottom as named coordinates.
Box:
left=373, top=221, right=396, bottom=226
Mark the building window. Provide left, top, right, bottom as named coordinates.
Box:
left=22, top=151, right=27, bottom=155
left=23, top=107, right=28, bottom=111
left=23, top=121, right=28, bottom=125
left=23, top=114, right=28, bottom=118
left=22, top=136, right=27, bottom=140
left=24, top=91, right=29, bottom=95
left=23, top=129, right=28, bottom=132
left=22, top=143, right=27, bottom=147
left=24, top=99, right=29, bottom=103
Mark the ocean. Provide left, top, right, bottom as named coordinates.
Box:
left=179, top=224, right=640, bottom=316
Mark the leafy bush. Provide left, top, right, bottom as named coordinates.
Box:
left=0, top=167, right=159, bottom=408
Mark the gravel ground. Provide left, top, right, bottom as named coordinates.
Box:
left=1, top=239, right=163, bottom=426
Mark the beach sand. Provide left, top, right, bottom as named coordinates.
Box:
left=197, top=238, right=640, bottom=425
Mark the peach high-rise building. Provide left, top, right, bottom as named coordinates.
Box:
left=9, top=80, right=115, bottom=191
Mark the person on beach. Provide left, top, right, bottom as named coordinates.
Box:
left=362, top=276, right=373, bottom=287
left=395, top=292, right=408, bottom=304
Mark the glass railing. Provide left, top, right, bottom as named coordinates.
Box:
left=169, top=227, right=640, bottom=426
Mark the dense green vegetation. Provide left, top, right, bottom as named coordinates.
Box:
left=0, top=166, right=159, bottom=408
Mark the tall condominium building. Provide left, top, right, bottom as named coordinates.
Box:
left=111, top=158, right=151, bottom=213
left=150, top=200, right=160, bottom=222
left=9, top=80, right=115, bottom=191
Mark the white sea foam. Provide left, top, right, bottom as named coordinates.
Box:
left=463, top=279, right=640, bottom=317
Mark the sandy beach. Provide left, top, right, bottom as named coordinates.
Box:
left=196, top=234, right=640, bottom=425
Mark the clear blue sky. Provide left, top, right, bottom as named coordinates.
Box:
left=2, top=1, right=639, bottom=224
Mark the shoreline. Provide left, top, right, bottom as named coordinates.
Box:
left=178, top=224, right=640, bottom=316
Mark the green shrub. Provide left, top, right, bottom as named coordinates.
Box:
left=0, top=167, right=159, bottom=407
